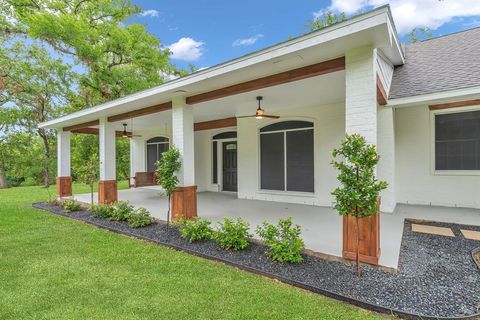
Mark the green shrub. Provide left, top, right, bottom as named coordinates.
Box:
left=214, top=217, right=250, bottom=250
left=110, top=201, right=134, bottom=221
left=128, top=207, right=154, bottom=228
left=91, top=204, right=115, bottom=219
left=256, top=217, right=305, bottom=263
left=62, top=199, right=82, bottom=212
left=175, top=218, right=212, bottom=242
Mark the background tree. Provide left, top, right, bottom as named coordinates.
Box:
left=307, top=11, right=346, bottom=32
left=77, top=154, right=99, bottom=205
left=331, top=134, right=387, bottom=276
left=0, top=0, right=179, bottom=188
left=406, top=27, right=432, bottom=44
left=155, top=147, right=181, bottom=227
left=0, top=42, right=75, bottom=187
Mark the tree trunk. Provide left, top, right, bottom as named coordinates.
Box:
left=167, top=194, right=171, bottom=228
left=38, top=129, right=51, bottom=188
left=90, top=184, right=94, bottom=206
left=0, top=166, right=8, bottom=189
left=355, top=210, right=361, bottom=276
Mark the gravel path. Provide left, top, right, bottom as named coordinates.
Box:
left=33, top=202, right=480, bottom=319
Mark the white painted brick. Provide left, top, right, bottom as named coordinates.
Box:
left=99, top=118, right=116, bottom=180
left=57, top=130, right=71, bottom=177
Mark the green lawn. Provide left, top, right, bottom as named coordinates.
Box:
left=0, top=185, right=387, bottom=320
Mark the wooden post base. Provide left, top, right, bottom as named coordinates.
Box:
left=98, top=180, right=117, bottom=204
left=171, top=186, right=197, bottom=220
left=56, top=176, right=72, bottom=197
left=342, top=208, right=381, bottom=266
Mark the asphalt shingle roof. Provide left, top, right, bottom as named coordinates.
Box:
left=390, top=27, right=480, bottom=99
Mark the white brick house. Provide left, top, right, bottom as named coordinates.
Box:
left=39, top=6, right=480, bottom=268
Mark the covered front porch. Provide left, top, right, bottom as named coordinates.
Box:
left=76, top=188, right=405, bottom=269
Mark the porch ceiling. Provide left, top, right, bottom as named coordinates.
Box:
left=106, top=70, right=345, bottom=131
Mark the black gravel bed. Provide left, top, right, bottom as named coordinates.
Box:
left=33, top=202, right=480, bottom=319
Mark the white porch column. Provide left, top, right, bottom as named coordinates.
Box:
left=345, top=46, right=377, bottom=145
left=171, top=95, right=197, bottom=219
left=56, top=130, right=72, bottom=197
left=377, top=107, right=396, bottom=213
left=172, top=95, right=195, bottom=186
left=98, top=117, right=117, bottom=203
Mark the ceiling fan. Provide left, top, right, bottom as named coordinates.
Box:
left=237, top=96, right=280, bottom=120
left=121, top=122, right=142, bottom=138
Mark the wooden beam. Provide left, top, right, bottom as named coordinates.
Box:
left=63, top=120, right=99, bottom=132
left=107, top=101, right=172, bottom=122
left=186, top=57, right=345, bottom=105
left=376, top=74, right=388, bottom=106
left=429, top=99, right=480, bottom=111
left=194, top=117, right=237, bottom=131
left=70, top=127, right=131, bottom=138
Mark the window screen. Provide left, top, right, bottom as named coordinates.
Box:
left=435, top=111, right=480, bottom=170
left=260, top=132, right=285, bottom=190
left=260, top=121, right=314, bottom=192
left=213, top=131, right=237, bottom=140
left=286, top=129, right=314, bottom=192
left=146, top=137, right=169, bottom=172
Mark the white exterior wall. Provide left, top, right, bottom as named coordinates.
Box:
left=395, top=105, right=480, bottom=208
left=377, top=106, right=396, bottom=212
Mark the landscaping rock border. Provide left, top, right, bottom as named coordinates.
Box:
left=33, top=202, right=480, bottom=320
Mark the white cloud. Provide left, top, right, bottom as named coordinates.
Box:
left=168, top=37, right=205, bottom=61
left=140, top=9, right=159, bottom=17
left=316, top=0, right=480, bottom=34
left=232, top=34, right=264, bottom=47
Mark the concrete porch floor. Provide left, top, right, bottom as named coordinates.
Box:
left=75, top=187, right=480, bottom=269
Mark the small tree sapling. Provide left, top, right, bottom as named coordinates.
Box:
left=77, top=154, right=99, bottom=205
left=331, top=134, right=387, bottom=276
left=155, top=147, right=181, bottom=227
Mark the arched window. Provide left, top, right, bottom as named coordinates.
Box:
left=260, top=121, right=314, bottom=192
left=146, top=136, right=169, bottom=172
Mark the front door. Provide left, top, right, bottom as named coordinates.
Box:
left=222, top=142, right=237, bottom=192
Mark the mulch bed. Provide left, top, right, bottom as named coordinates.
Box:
left=33, top=202, right=480, bottom=319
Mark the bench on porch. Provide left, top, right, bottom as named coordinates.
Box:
left=129, top=172, right=158, bottom=188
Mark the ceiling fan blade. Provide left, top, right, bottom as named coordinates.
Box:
left=236, top=115, right=256, bottom=119
left=263, top=115, right=280, bottom=119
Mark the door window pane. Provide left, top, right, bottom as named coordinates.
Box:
left=146, top=144, right=157, bottom=172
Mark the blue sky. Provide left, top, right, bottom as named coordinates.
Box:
left=130, top=0, right=480, bottom=70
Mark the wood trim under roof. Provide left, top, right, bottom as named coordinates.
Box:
left=376, top=74, right=388, bottom=106
left=429, top=99, right=480, bottom=111
left=186, top=57, right=345, bottom=105
left=194, top=117, right=237, bottom=131
left=107, top=101, right=172, bottom=122
left=63, top=120, right=100, bottom=132
left=70, top=127, right=131, bottom=137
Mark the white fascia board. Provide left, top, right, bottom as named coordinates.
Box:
left=388, top=86, right=480, bottom=108
left=40, top=6, right=398, bottom=130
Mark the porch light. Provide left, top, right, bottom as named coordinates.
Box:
left=122, top=123, right=129, bottom=138
left=255, top=96, right=265, bottom=120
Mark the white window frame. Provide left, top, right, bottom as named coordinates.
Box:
left=430, top=105, right=480, bottom=176
left=258, top=120, right=315, bottom=194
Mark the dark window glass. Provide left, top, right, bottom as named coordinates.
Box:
left=147, top=136, right=169, bottom=143
left=286, top=129, right=314, bottom=192
left=260, top=121, right=313, bottom=133
left=213, top=131, right=237, bottom=140
left=260, top=132, right=285, bottom=190
left=435, top=111, right=480, bottom=170
left=212, top=141, right=218, bottom=183
left=146, top=144, right=157, bottom=172
left=157, top=143, right=169, bottom=161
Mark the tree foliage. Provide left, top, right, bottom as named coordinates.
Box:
left=0, top=0, right=176, bottom=188
left=406, top=27, right=432, bottom=44
left=307, top=11, right=346, bottom=32
left=76, top=153, right=99, bottom=205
